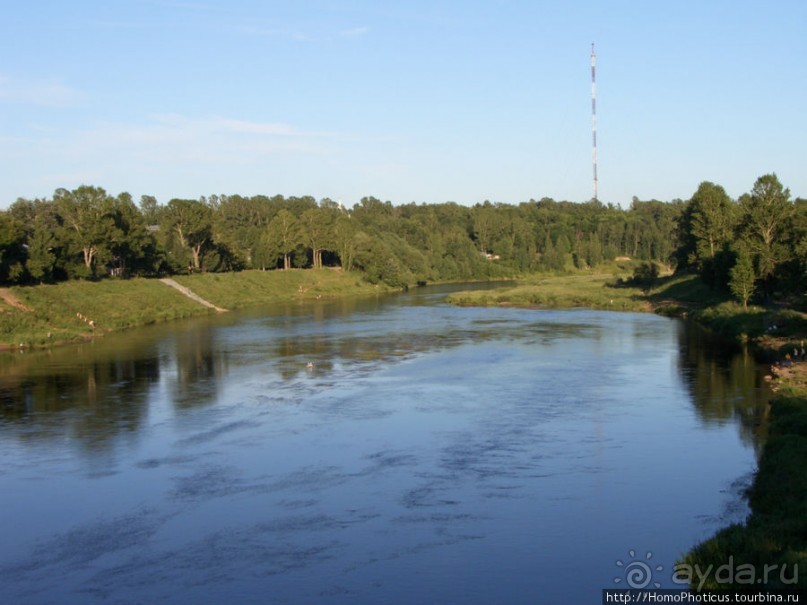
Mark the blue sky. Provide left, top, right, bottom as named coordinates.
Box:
left=1, top=0, right=804, bottom=208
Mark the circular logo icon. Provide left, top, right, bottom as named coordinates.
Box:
left=614, top=550, right=664, bottom=589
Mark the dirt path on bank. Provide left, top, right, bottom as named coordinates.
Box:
left=0, top=288, right=33, bottom=312
left=159, top=278, right=228, bottom=313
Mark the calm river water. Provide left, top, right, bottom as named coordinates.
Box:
left=0, top=284, right=770, bottom=604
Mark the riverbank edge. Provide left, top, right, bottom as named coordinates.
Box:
left=645, top=282, right=807, bottom=594
left=0, top=269, right=397, bottom=350
left=678, top=341, right=807, bottom=593
left=447, top=271, right=807, bottom=593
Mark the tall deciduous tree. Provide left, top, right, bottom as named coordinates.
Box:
left=737, top=174, right=792, bottom=292
left=689, top=181, right=735, bottom=263
left=10, top=198, right=65, bottom=282
left=108, top=192, right=159, bottom=277
left=163, top=198, right=214, bottom=271
left=263, top=209, right=300, bottom=270
left=299, top=208, right=333, bottom=269
left=473, top=202, right=500, bottom=254
left=331, top=213, right=356, bottom=272
left=55, top=186, right=120, bottom=278
left=214, top=194, right=275, bottom=268
left=26, top=216, right=59, bottom=283
left=139, top=195, right=161, bottom=225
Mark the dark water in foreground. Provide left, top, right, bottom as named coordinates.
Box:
left=0, top=284, right=770, bottom=604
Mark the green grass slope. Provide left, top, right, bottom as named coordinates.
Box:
left=0, top=269, right=386, bottom=348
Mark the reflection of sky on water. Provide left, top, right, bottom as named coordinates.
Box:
left=0, top=285, right=770, bottom=603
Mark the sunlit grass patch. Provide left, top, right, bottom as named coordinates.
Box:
left=0, top=279, right=207, bottom=347
left=0, top=270, right=388, bottom=348
left=171, top=269, right=387, bottom=310
left=447, top=271, right=649, bottom=312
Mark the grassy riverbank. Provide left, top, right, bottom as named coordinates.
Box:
left=448, top=272, right=651, bottom=311
left=447, top=268, right=806, bottom=344
left=445, top=268, right=724, bottom=314
left=680, top=363, right=807, bottom=593
left=0, top=269, right=387, bottom=348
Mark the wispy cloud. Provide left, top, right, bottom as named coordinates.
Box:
left=238, top=25, right=311, bottom=42
left=67, top=114, right=340, bottom=166
left=238, top=23, right=369, bottom=43
left=339, top=26, right=369, bottom=38
left=212, top=117, right=333, bottom=137
left=0, top=113, right=377, bottom=202
left=0, top=74, right=83, bottom=108
left=40, top=171, right=105, bottom=189
left=3, top=114, right=338, bottom=163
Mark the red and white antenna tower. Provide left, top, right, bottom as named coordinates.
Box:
left=591, top=43, right=598, bottom=203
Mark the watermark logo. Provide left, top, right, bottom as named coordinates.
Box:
left=613, top=549, right=664, bottom=589
left=673, top=556, right=799, bottom=590
left=612, top=549, right=800, bottom=590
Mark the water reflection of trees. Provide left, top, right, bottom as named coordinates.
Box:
left=1, top=306, right=774, bottom=457
left=170, top=325, right=228, bottom=410
left=677, top=321, right=770, bottom=451
left=0, top=350, right=160, bottom=453
left=0, top=321, right=233, bottom=450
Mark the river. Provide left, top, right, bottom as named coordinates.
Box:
left=0, top=283, right=770, bottom=604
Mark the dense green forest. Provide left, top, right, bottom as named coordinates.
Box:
left=675, top=175, right=807, bottom=307
left=1, top=174, right=804, bottom=306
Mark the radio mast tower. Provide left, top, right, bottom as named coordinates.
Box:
left=591, top=43, right=598, bottom=203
